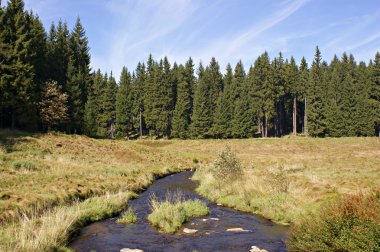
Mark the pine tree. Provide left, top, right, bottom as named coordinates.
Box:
left=370, top=52, right=380, bottom=136
left=355, top=61, right=374, bottom=136
left=231, top=61, right=254, bottom=137
left=97, top=73, right=117, bottom=138
left=190, top=63, right=212, bottom=138
left=252, top=52, right=274, bottom=137
left=131, top=62, right=145, bottom=136
left=212, top=64, right=233, bottom=138
left=272, top=52, right=286, bottom=136
left=66, top=17, right=91, bottom=133
left=1, top=0, right=36, bottom=130
left=84, top=70, right=102, bottom=136
left=205, top=57, right=223, bottom=123
left=299, top=57, right=309, bottom=134
left=171, top=65, right=191, bottom=138
left=156, top=57, right=173, bottom=137
left=308, top=46, right=327, bottom=137
left=285, top=57, right=299, bottom=135
left=115, top=67, right=133, bottom=138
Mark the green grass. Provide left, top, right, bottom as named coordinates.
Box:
left=147, top=193, right=210, bottom=234
left=11, top=160, right=37, bottom=171
left=0, top=191, right=136, bottom=252
left=287, top=189, right=380, bottom=251
left=116, top=208, right=137, bottom=224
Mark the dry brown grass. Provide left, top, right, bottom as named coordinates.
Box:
left=191, top=138, right=380, bottom=224
left=0, top=130, right=379, bottom=250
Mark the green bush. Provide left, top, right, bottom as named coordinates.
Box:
left=12, top=160, right=37, bottom=171
left=116, top=208, right=137, bottom=224
left=147, top=193, right=209, bottom=233
left=212, top=145, right=243, bottom=181
left=287, top=190, right=380, bottom=251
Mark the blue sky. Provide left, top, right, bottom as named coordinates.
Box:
left=23, top=0, right=380, bottom=78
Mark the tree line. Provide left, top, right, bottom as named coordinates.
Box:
left=1, top=0, right=379, bottom=138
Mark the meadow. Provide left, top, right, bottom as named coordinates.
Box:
left=0, top=129, right=379, bottom=251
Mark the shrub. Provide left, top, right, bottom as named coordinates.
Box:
left=266, top=165, right=290, bottom=193
left=212, top=145, right=243, bottom=181
left=147, top=192, right=209, bottom=233
left=116, top=208, right=137, bottom=224
left=287, top=189, right=380, bottom=251
left=12, top=160, right=37, bottom=171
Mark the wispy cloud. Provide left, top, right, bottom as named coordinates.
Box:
left=95, top=0, right=199, bottom=76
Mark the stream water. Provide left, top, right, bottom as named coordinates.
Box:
left=70, top=171, right=288, bottom=252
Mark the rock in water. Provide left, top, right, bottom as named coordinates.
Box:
left=250, top=245, right=268, bottom=252
left=226, top=228, right=251, bottom=232
left=183, top=228, right=198, bottom=234
left=120, top=249, right=144, bottom=252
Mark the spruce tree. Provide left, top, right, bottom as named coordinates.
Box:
left=308, top=46, right=327, bottom=137
left=97, top=73, right=117, bottom=138
left=231, top=61, right=255, bottom=138
left=66, top=17, right=91, bottom=133
left=370, top=52, right=380, bottom=136
left=115, top=67, right=133, bottom=138
left=212, top=64, right=233, bottom=138
left=131, top=62, right=145, bottom=136
left=252, top=52, right=274, bottom=137
left=1, top=0, right=36, bottom=130
left=171, top=65, right=191, bottom=138
left=285, top=57, right=299, bottom=135
left=299, top=57, right=309, bottom=134
left=190, top=63, right=212, bottom=138
left=205, top=57, right=223, bottom=122
left=84, top=70, right=102, bottom=136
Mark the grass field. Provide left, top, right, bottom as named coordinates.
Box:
left=0, top=129, right=379, bottom=250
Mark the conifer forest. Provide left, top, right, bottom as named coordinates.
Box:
left=1, top=0, right=379, bottom=139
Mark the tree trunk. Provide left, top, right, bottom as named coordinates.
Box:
left=293, top=96, right=297, bottom=135
left=264, top=115, right=268, bottom=138
left=304, top=96, right=308, bottom=135
left=139, top=109, right=143, bottom=137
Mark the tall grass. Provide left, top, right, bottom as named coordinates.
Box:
left=287, top=189, right=380, bottom=251
left=0, top=191, right=136, bottom=252
left=147, top=192, right=210, bottom=233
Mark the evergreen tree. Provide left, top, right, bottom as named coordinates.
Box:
left=84, top=70, right=102, bottom=136
left=212, top=64, right=233, bottom=138
left=171, top=65, right=191, bottom=138
left=97, top=73, right=117, bottom=138
left=352, top=62, right=371, bottom=136
left=272, top=52, right=286, bottom=136
left=0, top=0, right=36, bottom=130
left=66, top=17, right=91, bottom=133
left=204, top=58, right=223, bottom=125
left=370, top=52, right=380, bottom=136
left=299, top=57, right=309, bottom=134
left=285, top=57, right=299, bottom=135
left=252, top=52, right=274, bottom=137
left=131, top=62, right=145, bottom=136
left=190, top=63, right=212, bottom=138
left=231, top=61, right=255, bottom=137
left=308, top=46, right=327, bottom=137
left=115, top=67, right=133, bottom=138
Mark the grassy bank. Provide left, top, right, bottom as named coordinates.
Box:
left=0, top=130, right=196, bottom=251
left=0, top=130, right=379, bottom=250
left=192, top=137, right=380, bottom=225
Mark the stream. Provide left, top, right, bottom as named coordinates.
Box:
left=70, top=171, right=289, bottom=252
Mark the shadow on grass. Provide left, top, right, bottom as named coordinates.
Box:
left=0, top=129, right=43, bottom=153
